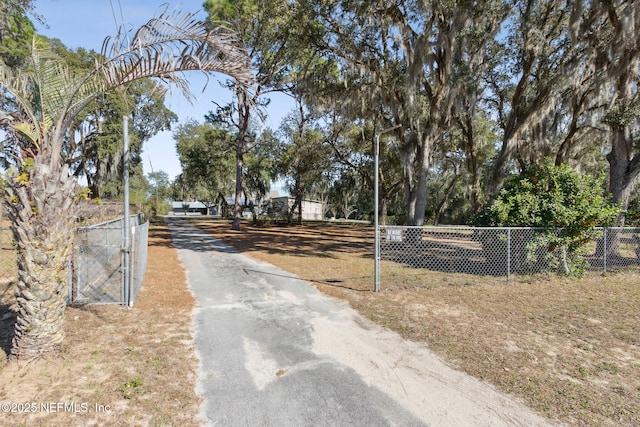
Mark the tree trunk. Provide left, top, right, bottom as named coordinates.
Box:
left=4, top=156, right=78, bottom=359
left=409, top=136, right=432, bottom=226
left=290, top=175, right=303, bottom=225
left=406, top=181, right=417, bottom=225
left=380, top=198, right=388, bottom=225
left=231, top=89, right=252, bottom=231
left=607, top=129, right=640, bottom=226
left=464, top=116, right=482, bottom=213
left=434, top=174, right=459, bottom=226
left=232, top=142, right=244, bottom=231
left=401, top=144, right=417, bottom=226
left=599, top=129, right=640, bottom=258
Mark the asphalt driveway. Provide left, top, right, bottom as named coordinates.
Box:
left=165, top=217, right=558, bottom=427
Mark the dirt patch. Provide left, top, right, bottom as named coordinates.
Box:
left=191, top=219, right=640, bottom=427
left=0, top=221, right=201, bottom=426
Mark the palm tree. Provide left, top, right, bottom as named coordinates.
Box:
left=0, top=7, right=251, bottom=360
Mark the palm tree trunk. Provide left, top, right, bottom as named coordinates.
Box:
left=4, top=156, right=78, bottom=359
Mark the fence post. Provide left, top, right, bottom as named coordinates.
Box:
left=507, top=228, right=511, bottom=283
left=374, top=125, right=401, bottom=292
left=129, top=223, right=136, bottom=307
left=374, top=132, right=380, bottom=292
left=603, top=227, right=607, bottom=273
left=122, top=116, right=131, bottom=306
left=67, top=253, right=73, bottom=304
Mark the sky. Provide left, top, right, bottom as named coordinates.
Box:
left=32, top=0, right=294, bottom=182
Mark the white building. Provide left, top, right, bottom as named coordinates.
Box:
left=171, top=201, right=211, bottom=215
left=270, top=197, right=324, bottom=221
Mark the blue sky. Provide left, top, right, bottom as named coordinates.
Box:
left=33, top=0, right=293, bottom=181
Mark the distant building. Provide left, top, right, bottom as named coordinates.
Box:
left=171, top=201, right=211, bottom=215
left=270, top=197, right=324, bottom=221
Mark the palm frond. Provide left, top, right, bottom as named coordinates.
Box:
left=98, top=7, right=252, bottom=101
left=0, top=58, right=42, bottom=149
left=0, top=6, right=252, bottom=161
left=31, top=44, right=72, bottom=132
left=0, top=39, right=100, bottom=149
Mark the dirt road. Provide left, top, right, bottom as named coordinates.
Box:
left=166, top=217, right=559, bottom=426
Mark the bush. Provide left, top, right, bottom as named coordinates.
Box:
left=475, top=159, right=622, bottom=275
left=143, top=196, right=172, bottom=219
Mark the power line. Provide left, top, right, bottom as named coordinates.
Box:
left=108, top=0, right=128, bottom=47
left=108, top=0, right=119, bottom=34
left=116, top=0, right=125, bottom=32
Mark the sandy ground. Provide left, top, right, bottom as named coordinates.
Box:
left=311, top=306, right=559, bottom=426
left=168, top=218, right=559, bottom=426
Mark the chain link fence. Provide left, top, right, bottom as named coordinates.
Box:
left=0, top=216, right=149, bottom=306
left=379, top=226, right=640, bottom=285
left=71, top=215, right=149, bottom=305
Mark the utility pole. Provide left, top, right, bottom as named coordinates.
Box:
left=374, top=124, right=401, bottom=292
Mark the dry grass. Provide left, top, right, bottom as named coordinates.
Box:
left=1, top=216, right=638, bottom=426
left=191, top=218, right=640, bottom=427
left=0, top=227, right=16, bottom=284
left=0, top=221, right=201, bottom=426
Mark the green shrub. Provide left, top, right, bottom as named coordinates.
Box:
left=475, top=159, right=622, bottom=275
left=142, top=196, right=172, bottom=219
